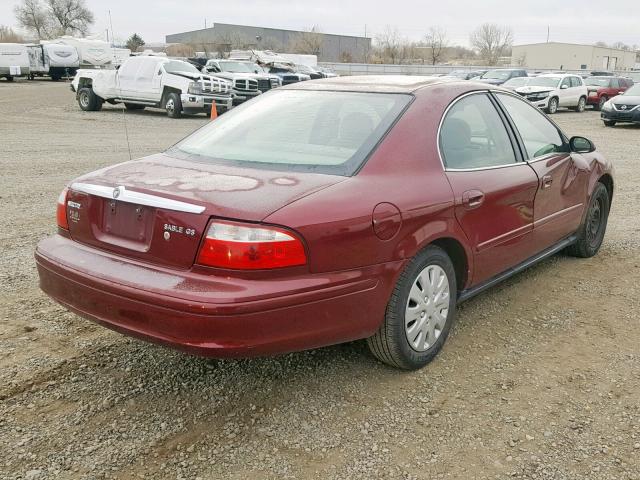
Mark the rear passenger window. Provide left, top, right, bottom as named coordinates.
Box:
left=440, top=94, right=517, bottom=170
left=496, top=94, right=568, bottom=159
left=570, top=76, right=582, bottom=87
left=611, top=78, right=620, bottom=88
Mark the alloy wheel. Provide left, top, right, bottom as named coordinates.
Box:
left=165, top=98, right=175, bottom=115
left=80, top=92, right=89, bottom=108
left=578, top=97, right=586, bottom=112
left=404, top=265, right=450, bottom=352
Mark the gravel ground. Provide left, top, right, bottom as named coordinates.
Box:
left=1, top=79, right=639, bottom=480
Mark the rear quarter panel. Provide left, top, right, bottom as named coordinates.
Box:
left=265, top=83, right=476, bottom=287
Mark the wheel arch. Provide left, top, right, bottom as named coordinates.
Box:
left=161, top=86, right=182, bottom=105
left=598, top=173, right=614, bottom=203
left=429, top=237, right=470, bottom=293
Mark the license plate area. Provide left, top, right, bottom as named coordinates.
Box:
left=97, top=200, right=154, bottom=251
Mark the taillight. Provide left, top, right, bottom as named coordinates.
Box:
left=56, top=187, right=69, bottom=230
left=197, top=221, right=306, bottom=270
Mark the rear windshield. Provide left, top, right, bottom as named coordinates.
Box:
left=173, top=90, right=412, bottom=176
left=585, top=77, right=612, bottom=87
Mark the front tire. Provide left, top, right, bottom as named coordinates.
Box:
left=77, top=87, right=103, bottom=111
left=603, top=120, right=616, bottom=127
left=546, top=97, right=559, bottom=114
left=367, top=246, right=457, bottom=370
left=164, top=92, right=182, bottom=118
left=567, top=182, right=610, bottom=258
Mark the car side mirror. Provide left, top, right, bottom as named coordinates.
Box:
left=560, top=84, right=569, bottom=89
left=569, top=136, right=596, bottom=153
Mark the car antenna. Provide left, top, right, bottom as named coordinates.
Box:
left=109, top=9, right=132, bottom=161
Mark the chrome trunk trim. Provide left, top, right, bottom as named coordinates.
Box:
left=70, top=183, right=206, bottom=214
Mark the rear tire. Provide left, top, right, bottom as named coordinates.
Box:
left=574, top=96, right=586, bottom=112
left=603, top=120, right=616, bottom=127
left=567, top=182, right=610, bottom=258
left=164, top=92, right=182, bottom=118
left=124, top=103, right=145, bottom=110
left=367, top=246, right=457, bottom=370
left=6, top=75, right=14, bottom=82
left=77, top=87, right=103, bottom=111
left=546, top=97, right=559, bottom=114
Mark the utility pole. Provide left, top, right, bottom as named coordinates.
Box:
left=205, top=19, right=207, bottom=29
left=546, top=25, right=550, bottom=43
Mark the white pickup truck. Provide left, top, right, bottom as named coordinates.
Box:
left=71, top=56, right=233, bottom=118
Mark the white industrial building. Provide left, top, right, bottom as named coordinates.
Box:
left=511, top=42, right=639, bottom=71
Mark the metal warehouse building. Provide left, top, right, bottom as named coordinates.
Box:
left=166, top=23, right=371, bottom=63
left=512, top=42, right=639, bottom=71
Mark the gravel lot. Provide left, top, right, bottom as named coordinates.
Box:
left=1, top=79, right=639, bottom=480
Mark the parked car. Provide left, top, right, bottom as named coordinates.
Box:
left=316, top=66, right=338, bottom=78
left=585, top=76, right=633, bottom=110
left=445, top=69, right=487, bottom=80
left=202, top=59, right=281, bottom=104
left=600, top=83, right=640, bottom=126
left=294, top=63, right=324, bottom=80
left=36, top=77, right=613, bottom=370
left=501, top=76, right=531, bottom=90
left=71, top=56, right=233, bottom=118
left=476, top=68, right=528, bottom=85
left=267, top=64, right=311, bottom=85
left=512, top=74, right=588, bottom=114
left=0, top=43, right=30, bottom=81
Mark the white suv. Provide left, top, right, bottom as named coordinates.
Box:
left=504, top=73, right=588, bottom=114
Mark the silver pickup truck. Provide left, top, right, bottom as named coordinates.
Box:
left=202, top=59, right=281, bottom=105
left=71, top=56, right=233, bottom=118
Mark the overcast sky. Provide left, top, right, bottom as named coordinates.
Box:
left=2, top=0, right=639, bottom=47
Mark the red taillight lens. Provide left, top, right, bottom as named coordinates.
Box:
left=56, top=187, right=69, bottom=230
left=197, top=221, right=307, bottom=270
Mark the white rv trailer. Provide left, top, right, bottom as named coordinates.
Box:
left=43, top=43, right=79, bottom=78
left=26, top=43, right=80, bottom=80
left=48, top=37, right=130, bottom=68
left=0, top=43, right=30, bottom=81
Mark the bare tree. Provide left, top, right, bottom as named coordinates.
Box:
left=166, top=43, right=195, bottom=57
left=594, top=41, right=608, bottom=47
left=611, top=41, right=630, bottom=50
left=14, top=0, right=51, bottom=39
left=0, top=25, right=24, bottom=42
left=288, top=26, right=323, bottom=55
left=46, top=0, right=94, bottom=36
left=375, top=25, right=403, bottom=64
left=14, top=0, right=93, bottom=38
left=424, top=27, right=448, bottom=65
left=469, top=23, right=513, bottom=65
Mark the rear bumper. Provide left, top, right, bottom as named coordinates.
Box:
left=35, top=235, right=399, bottom=357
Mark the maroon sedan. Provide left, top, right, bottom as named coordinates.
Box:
left=36, top=76, right=613, bottom=370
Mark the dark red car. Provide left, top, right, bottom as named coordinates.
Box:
left=36, top=77, right=614, bottom=370
left=585, top=76, right=633, bottom=110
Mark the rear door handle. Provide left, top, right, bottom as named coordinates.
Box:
left=542, top=175, right=553, bottom=189
left=462, top=190, right=485, bottom=210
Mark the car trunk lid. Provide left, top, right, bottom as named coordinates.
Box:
left=65, top=153, right=345, bottom=268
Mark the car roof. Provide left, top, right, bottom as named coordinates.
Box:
left=281, top=75, right=457, bottom=93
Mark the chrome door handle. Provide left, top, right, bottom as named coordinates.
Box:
left=462, top=189, right=485, bottom=209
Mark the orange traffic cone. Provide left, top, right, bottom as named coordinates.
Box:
left=210, top=104, right=218, bottom=120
